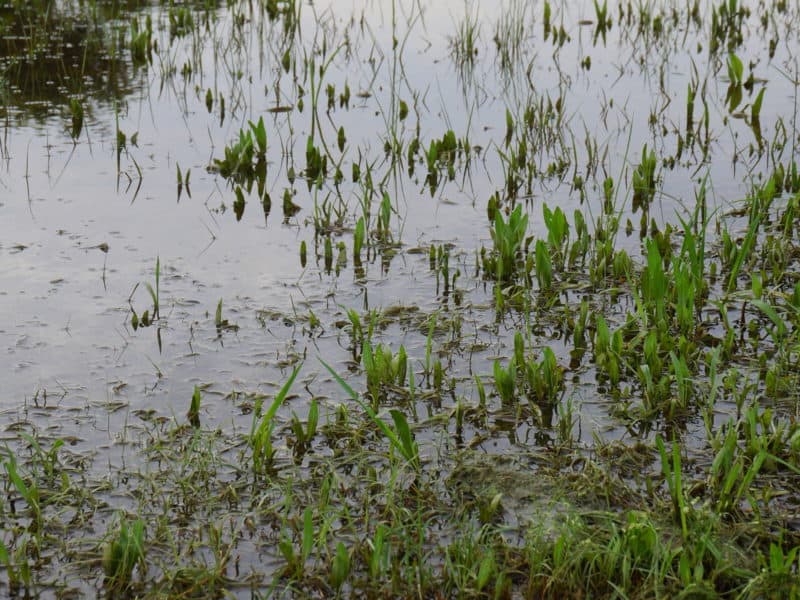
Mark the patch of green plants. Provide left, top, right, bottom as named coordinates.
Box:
left=250, top=364, right=302, bottom=476
left=321, top=358, right=419, bottom=471
left=212, top=117, right=268, bottom=187
left=8, top=0, right=800, bottom=598
left=129, top=256, right=161, bottom=330
left=482, top=205, right=531, bottom=285
left=631, top=144, right=658, bottom=214
left=102, top=515, right=146, bottom=589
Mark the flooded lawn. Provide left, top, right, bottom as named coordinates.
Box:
left=2, top=0, right=800, bottom=596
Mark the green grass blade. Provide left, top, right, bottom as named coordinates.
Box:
left=389, top=409, right=418, bottom=466
left=254, top=364, right=302, bottom=439
left=319, top=357, right=405, bottom=460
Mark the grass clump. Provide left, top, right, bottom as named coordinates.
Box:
left=482, top=204, right=530, bottom=285
left=102, top=516, right=146, bottom=589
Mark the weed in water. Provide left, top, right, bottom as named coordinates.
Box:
left=289, top=398, right=318, bottom=458
left=483, top=204, right=530, bottom=284
left=188, top=385, right=201, bottom=428
left=3, top=448, right=42, bottom=533
left=493, top=358, right=516, bottom=404
left=129, top=256, right=161, bottom=330
left=320, top=358, right=419, bottom=470
left=631, top=144, right=658, bottom=216
left=250, top=364, right=302, bottom=477
left=102, top=515, right=145, bottom=589
left=68, top=97, right=83, bottom=140
left=525, top=346, right=564, bottom=406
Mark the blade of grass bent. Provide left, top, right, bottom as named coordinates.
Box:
left=253, top=364, right=302, bottom=440
left=319, top=357, right=409, bottom=461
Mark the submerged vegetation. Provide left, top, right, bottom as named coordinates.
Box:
left=3, top=0, right=800, bottom=597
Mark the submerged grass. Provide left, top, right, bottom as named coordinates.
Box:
left=4, top=0, right=800, bottom=597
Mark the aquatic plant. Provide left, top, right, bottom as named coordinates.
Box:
left=213, top=117, right=268, bottom=185
left=483, top=205, right=530, bottom=284
left=251, top=365, right=302, bottom=476
left=631, top=144, right=658, bottom=213
left=102, top=516, right=145, bottom=588
left=129, top=257, right=161, bottom=330
left=187, top=386, right=201, bottom=428
left=321, top=358, right=419, bottom=470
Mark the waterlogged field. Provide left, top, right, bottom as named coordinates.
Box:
left=2, top=0, right=800, bottom=596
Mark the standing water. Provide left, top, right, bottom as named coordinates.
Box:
left=2, top=0, right=800, bottom=596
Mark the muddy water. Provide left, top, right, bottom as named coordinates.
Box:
left=0, top=0, right=794, bottom=459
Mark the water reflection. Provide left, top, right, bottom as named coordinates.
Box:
left=0, top=0, right=225, bottom=125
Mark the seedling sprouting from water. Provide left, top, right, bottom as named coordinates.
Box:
left=376, top=192, right=394, bottom=245
left=214, top=298, right=237, bottom=333
left=342, top=307, right=364, bottom=358
left=3, top=449, right=41, bottom=533
left=233, top=186, right=246, bottom=220
left=337, top=126, right=346, bottom=152
left=632, top=145, right=658, bottom=214
left=321, top=358, right=419, bottom=470
left=542, top=203, right=569, bottom=268
left=493, top=358, right=516, bottom=404
left=725, top=178, right=773, bottom=293
left=593, top=315, right=622, bottom=386
left=129, top=16, right=153, bottom=66
left=69, top=98, right=83, bottom=140
left=525, top=347, right=563, bottom=405
left=102, top=515, right=145, bottom=589
left=205, top=88, right=213, bottom=112
left=187, top=386, right=201, bottom=428
left=176, top=163, right=191, bottom=200
left=483, top=205, right=529, bottom=284
left=129, top=257, right=161, bottom=330
left=0, top=537, right=18, bottom=592
left=283, top=188, right=301, bottom=219
left=640, top=240, right=668, bottom=325
left=424, top=130, right=459, bottom=193
left=749, top=86, right=766, bottom=144
left=305, top=136, right=327, bottom=184
left=279, top=505, right=316, bottom=578
left=534, top=240, right=553, bottom=290
left=363, top=342, right=408, bottom=404
left=250, top=116, right=267, bottom=156
left=251, top=364, right=302, bottom=476
left=289, top=398, right=318, bottom=458
left=592, top=0, right=611, bottom=43
left=725, top=52, right=744, bottom=113
left=353, top=216, right=366, bottom=262
left=656, top=437, right=689, bottom=539
left=323, top=236, right=333, bottom=272
left=299, top=240, right=307, bottom=267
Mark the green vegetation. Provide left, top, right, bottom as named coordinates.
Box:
left=3, top=0, right=800, bottom=598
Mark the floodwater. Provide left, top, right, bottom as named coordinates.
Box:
left=0, top=0, right=800, bottom=593
left=2, top=0, right=787, bottom=444
left=1, top=0, right=799, bottom=593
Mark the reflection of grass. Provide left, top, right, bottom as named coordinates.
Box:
left=0, top=0, right=130, bottom=122
left=494, top=0, right=527, bottom=72
left=450, top=5, right=480, bottom=68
